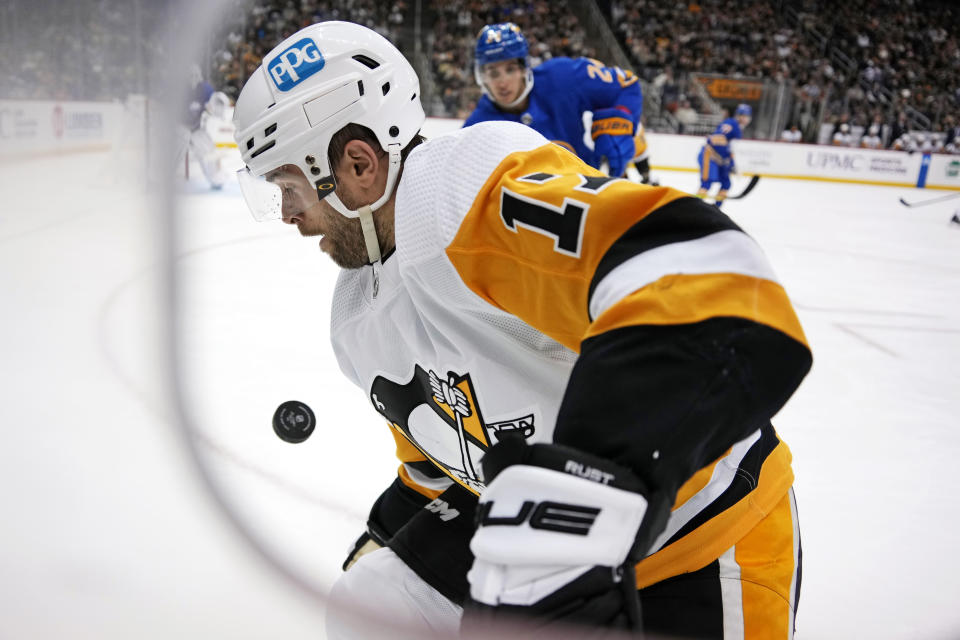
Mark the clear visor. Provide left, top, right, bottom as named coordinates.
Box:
left=236, top=164, right=335, bottom=222
left=237, top=167, right=283, bottom=222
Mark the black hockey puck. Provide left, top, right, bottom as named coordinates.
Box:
left=272, top=400, right=316, bottom=443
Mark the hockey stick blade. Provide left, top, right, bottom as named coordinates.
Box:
left=899, top=192, right=960, bottom=208
left=727, top=175, right=760, bottom=200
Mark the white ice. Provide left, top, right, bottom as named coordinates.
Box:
left=2, top=137, right=959, bottom=638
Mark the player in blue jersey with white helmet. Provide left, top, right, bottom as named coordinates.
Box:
left=696, top=103, right=752, bottom=207
left=463, top=22, right=642, bottom=179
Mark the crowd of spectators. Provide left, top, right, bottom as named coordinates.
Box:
left=201, top=0, right=589, bottom=119
left=209, top=0, right=407, bottom=100
left=808, top=113, right=960, bottom=154
left=2, top=0, right=173, bottom=101
left=606, top=0, right=959, bottom=148
left=425, top=0, right=594, bottom=118
left=798, top=0, right=959, bottom=138
left=201, top=0, right=592, bottom=118
left=0, top=0, right=405, bottom=103
left=612, top=0, right=813, bottom=82
left=205, top=0, right=594, bottom=120
left=7, top=0, right=957, bottom=153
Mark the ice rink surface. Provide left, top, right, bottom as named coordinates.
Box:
left=3, top=134, right=959, bottom=638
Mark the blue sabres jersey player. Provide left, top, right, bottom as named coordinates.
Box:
left=697, top=103, right=752, bottom=207
left=463, top=23, right=642, bottom=179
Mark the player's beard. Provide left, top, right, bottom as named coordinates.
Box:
left=321, top=216, right=369, bottom=269
left=300, top=191, right=379, bottom=270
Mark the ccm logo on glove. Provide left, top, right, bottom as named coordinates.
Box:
left=477, top=500, right=600, bottom=535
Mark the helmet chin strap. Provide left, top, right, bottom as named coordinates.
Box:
left=355, top=143, right=402, bottom=298
left=357, top=205, right=381, bottom=264
left=357, top=203, right=381, bottom=297
left=502, top=68, right=534, bottom=109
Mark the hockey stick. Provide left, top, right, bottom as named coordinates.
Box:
left=726, top=175, right=760, bottom=200
left=898, top=192, right=960, bottom=208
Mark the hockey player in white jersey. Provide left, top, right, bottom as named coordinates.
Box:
left=859, top=123, right=882, bottom=149
left=233, top=21, right=812, bottom=640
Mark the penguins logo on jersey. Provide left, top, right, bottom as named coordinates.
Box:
left=370, top=365, right=535, bottom=493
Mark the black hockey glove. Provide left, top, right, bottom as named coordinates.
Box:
left=461, top=438, right=671, bottom=637
left=342, top=476, right=431, bottom=571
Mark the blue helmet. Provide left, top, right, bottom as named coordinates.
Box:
left=475, top=23, right=529, bottom=66
left=735, top=103, right=753, bottom=117
left=474, top=23, right=534, bottom=108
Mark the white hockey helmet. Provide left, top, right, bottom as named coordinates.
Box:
left=233, top=21, right=424, bottom=230
left=206, top=91, right=232, bottom=119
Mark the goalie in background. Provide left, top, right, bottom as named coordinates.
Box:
left=179, top=64, right=229, bottom=190
left=696, top=103, right=751, bottom=207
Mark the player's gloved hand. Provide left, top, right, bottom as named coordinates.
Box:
left=591, top=107, right=636, bottom=178
left=342, top=476, right=430, bottom=571
left=461, top=437, right=671, bottom=636
left=342, top=530, right=383, bottom=571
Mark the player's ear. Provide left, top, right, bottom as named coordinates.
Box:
left=341, top=139, right=380, bottom=187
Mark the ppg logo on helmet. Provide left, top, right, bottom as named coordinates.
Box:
left=268, top=38, right=325, bottom=92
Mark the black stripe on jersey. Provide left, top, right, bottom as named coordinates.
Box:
left=367, top=476, right=433, bottom=542
left=404, top=459, right=448, bottom=479
left=657, top=423, right=781, bottom=549
left=553, top=317, right=811, bottom=499
left=587, top=197, right=742, bottom=319
left=638, top=559, right=724, bottom=637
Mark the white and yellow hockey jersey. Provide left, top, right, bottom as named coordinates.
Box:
left=330, top=121, right=811, bottom=590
